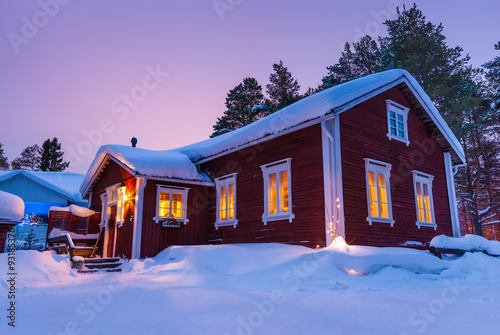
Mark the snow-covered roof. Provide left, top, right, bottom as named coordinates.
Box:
left=175, top=69, right=465, bottom=164
left=0, top=190, right=24, bottom=223
left=80, top=145, right=212, bottom=195
left=81, top=69, right=465, bottom=196
left=0, top=170, right=85, bottom=204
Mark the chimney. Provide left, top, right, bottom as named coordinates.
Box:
left=131, top=137, right=137, bottom=147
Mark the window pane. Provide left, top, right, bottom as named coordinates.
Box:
left=378, top=187, right=387, bottom=204
left=280, top=184, right=289, bottom=201
left=229, top=183, right=234, bottom=196
left=369, top=186, right=378, bottom=202
left=280, top=200, right=289, bottom=213
left=172, top=194, right=182, bottom=218
left=397, top=114, right=403, bottom=122
left=368, top=171, right=376, bottom=186
left=370, top=201, right=379, bottom=217
left=425, top=209, right=432, bottom=223
left=269, top=187, right=277, bottom=202
left=268, top=173, right=277, bottom=187
left=269, top=202, right=277, bottom=215
left=398, top=130, right=405, bottom=138
left=398, top=122, right=404, bottom=131
left=220, top=209, right=226, bottom=221
left=380, top=203, right=388, bottom=218
left=390, top=111, right=396, bottom=119
left=279, top=170, right=288, bottom=185
left=228, top=209, right=234, bottom=220
left=159, top=207, right=170, bottom=217
left=220, top=196, right=226, bottom=212
left=160, top=193, right=170, bottom=201
left=391, top=127, right=397, bottom=136
left=228, top=195, right=234, bottom=210
left=220, top=185, right=226, bottom=198
left=390, top=119, right=396, bottom=127
left=377, top=173, right=386, bottom=188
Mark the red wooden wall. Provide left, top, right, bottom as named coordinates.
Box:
left=140, top=180, right=210, bottom=258
left=200, top=124, right=326, bottom=248
left=339, top=86, right=453, bottom=247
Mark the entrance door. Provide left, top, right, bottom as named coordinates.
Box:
left=107, top=205, right=117, bottom=258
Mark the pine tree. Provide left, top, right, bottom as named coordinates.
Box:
left=211, top=78, right=269, bottom=137
left=38, top=138, right=70, bottom=171
left=11, top=144, right=41, bottom=170
left=0, top=143, right=9, bottom=170
left=483, top=41, right=500, bottom=113
left=266, top=60, right=301, bottom=111
left=322, top=35, right=387, bottom=89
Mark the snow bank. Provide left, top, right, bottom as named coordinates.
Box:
left=0, top=190, right=24, bottom=222
left=49, top=204, right=96, bottom=218
left=0, top=251, right=78, bottom=288
left=431, top=234, right=500, bottom=256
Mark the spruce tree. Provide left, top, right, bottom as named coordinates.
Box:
left=11, top=144, right=41, bottom=170
left=0, top=143, right=9, bottom=170
left=211, top=78, right=268, bottom=137
left=38, top=138, right=70, bottom=171
left=266, top=60, right=301, bottom=111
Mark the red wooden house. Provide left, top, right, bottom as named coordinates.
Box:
left=80, top=69, right=465, bottom=259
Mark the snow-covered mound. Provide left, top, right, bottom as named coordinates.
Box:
left=0, top=251, right=78, bottom=288
left=431, top=234, right=500, bottom=256
left=0, top=190, right=24, bottom=222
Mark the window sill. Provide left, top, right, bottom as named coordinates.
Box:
left=387, top=133, right=410, bottom=146
left=416, top=222, right=437, bottom=230
left=262, top=212, right=295, bottom=225
left=367, top=217, right=395, bottom=227
left=153, top=216, right=188, bottom=224
left=215, top=219, right=238, bottom=230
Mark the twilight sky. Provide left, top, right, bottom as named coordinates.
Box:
left=1, top=0, right=499, bottom=174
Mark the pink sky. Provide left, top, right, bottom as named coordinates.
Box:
left=1, top=0, right=499, bottom=174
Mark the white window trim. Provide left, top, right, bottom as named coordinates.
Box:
left=364, top=158, right=394, bottom=226
left=215, top=173, right=238, bottom=229
left=260, top=158, right=295, bottom=225
left=386, top=100, right=410, bottom=146
left=153, top=185, right=189, bottom=225
left=412, top=171, right=437, bottom=230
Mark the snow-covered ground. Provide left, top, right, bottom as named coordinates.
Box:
left=2, top=238, right=500, bottom=335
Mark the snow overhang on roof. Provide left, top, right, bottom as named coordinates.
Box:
left=0, top=170, right=85, bottom=204
left=80, top=145, right=213, bottom=197
left=0, top=190, right=24, bottom=223
left=173, top=69, right=465, bottom=166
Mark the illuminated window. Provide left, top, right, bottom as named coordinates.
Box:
left=215, top=173, right=237, bottom=229
left=364, top=158, right=394, bottom=226
left=386, top=100, right=410, bottom=145
left=154, top=186, right=188, bottom=224
left=261, top=158, right=294, bottom=224
left=412, top=171, right=437, bottom=229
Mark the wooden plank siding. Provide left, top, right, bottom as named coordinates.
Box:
left=140, top=180, right=210, bottom=258
left=89, top=159, right=136, bottom=258
left=200, top=124, right=326, bottom=248
left=339, top=86, right=453, bottom=248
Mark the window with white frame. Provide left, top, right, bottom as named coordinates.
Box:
left=412, top=171, right=437, bottom=229
left=364, top=158, right=394, bottom=226
left=386, top=100, right=410, bottom=145
left=104, top=183, right=127, bottom=228
left=215, top=173, right=237, bottom=228
left=261, top=158, right=294, bottom=224
left=154, top=186, right=188, bottom=224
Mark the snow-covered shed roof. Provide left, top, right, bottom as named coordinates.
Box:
left=81, top=69, right=465, bottom=197
left=0, top=170, right=85, bottom=204
left=0, top=190, right=24, bottom=223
